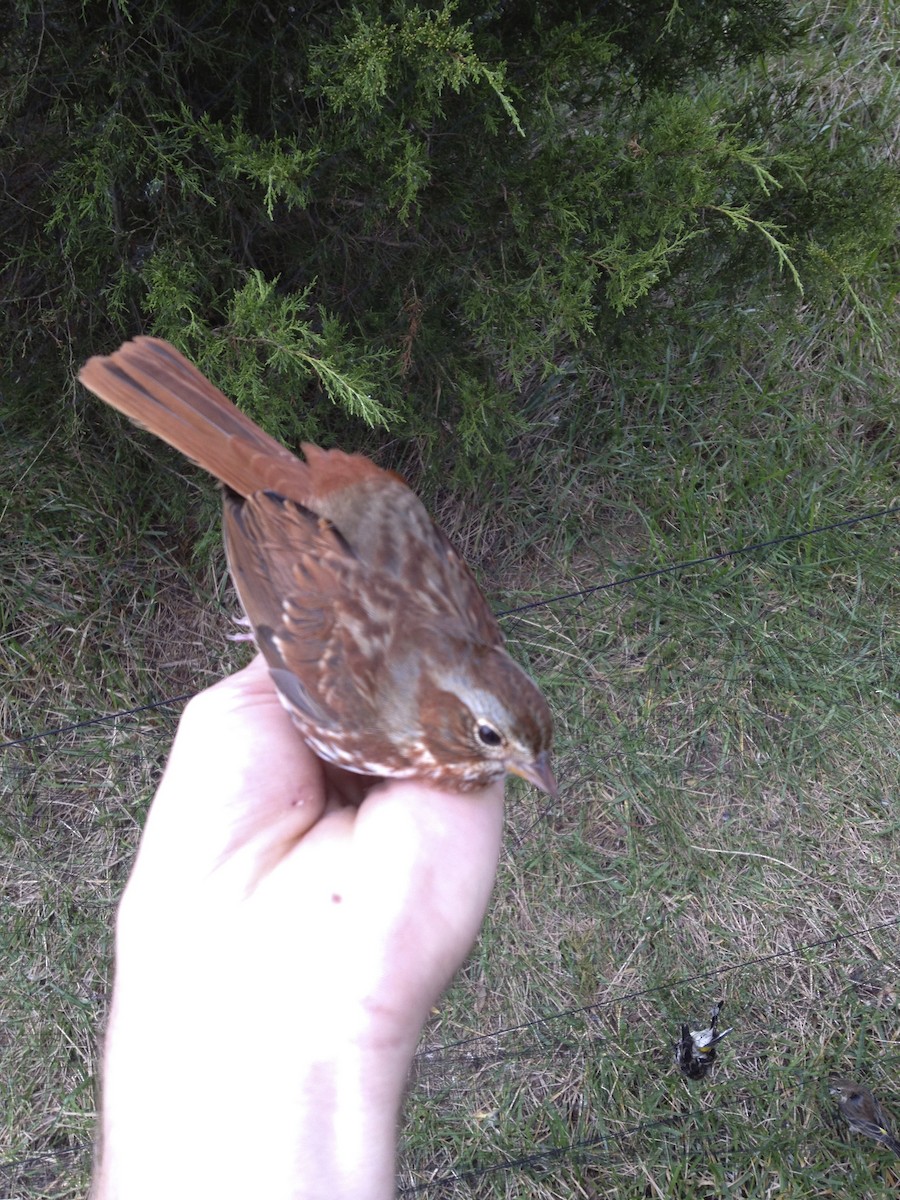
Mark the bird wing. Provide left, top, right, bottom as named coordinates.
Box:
left=303, top=472, right=504, bottom=648
left=224, top=488, right=427, bottom=733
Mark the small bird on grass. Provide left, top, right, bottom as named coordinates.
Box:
left=829, top=1077, right=900, bottom=1156
left=675, top=999, right=732, bottom=1080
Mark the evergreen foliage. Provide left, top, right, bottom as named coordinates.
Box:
left=1, top=2, right=896, bottom=466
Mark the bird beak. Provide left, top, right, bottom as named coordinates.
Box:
left=508, top=750, right=558, bottom=798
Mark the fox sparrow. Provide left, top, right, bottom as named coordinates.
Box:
left=78, top=338, right=556, bottom=795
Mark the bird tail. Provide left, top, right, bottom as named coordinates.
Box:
left=78, top=337, right=307, bottom=499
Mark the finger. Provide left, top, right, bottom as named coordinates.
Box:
left=131, top=655, right=328, bottom=892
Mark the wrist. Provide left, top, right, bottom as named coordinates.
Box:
left=93, top=896, right=416, bottom=1200
left=94, top=987, right=409, bottom=1200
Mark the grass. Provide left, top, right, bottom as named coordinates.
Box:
left=1, top=3, right=899, bottom=1197
left=396, top=334, right=899, bottom=1197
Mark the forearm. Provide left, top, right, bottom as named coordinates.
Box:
left=92, top=983, right=412, bottom=1200
left=88, top=665, right=504, bottom=1200
left=91, top=876, right=421, bottom=1200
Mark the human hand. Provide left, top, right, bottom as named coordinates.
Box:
left=92, top=654, right=504, bottom=1200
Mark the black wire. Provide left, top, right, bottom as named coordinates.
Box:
left=0, top=695, right=191, bottom=752
left=9, top=1048, right=900, bottom=1193
left=0, top=1145, right=85, bottom=1184
left=401, top=1055, right=900, bottom=1194
left=397, top=1114, right=692, bottom=1194
left=3, top=503, right=896, bottom=752
left=415, top=916, right=900, bottom=1062
left=496, top=505, right=900, bottom=618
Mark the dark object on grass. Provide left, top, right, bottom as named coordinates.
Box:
left=675, top=999, right=732, bottom=1080
left=830, top=1077, right=900, bottom=1156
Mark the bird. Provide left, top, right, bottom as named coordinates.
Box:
left=78, top=337, right=556, bottom=796
left=829, top=1077, right=900, bottom=1156
left=674, top=999, right=732, bottom=1079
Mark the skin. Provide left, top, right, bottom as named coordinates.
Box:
left=91, top=654, right=504, bottom=1200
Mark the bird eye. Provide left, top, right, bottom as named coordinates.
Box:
left=476, top=722, right=503, bottom=747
